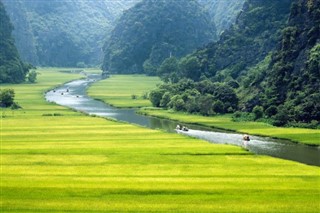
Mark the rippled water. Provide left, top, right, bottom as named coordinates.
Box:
left=46, top=75, right=320, bottom=166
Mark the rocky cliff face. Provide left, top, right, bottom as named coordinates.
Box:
left=2, top=0, right=38, bottom=65
left=198, top=0, right=245, bottom=35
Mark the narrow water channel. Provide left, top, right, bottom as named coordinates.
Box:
left=45, top=74, right=320, bottom=166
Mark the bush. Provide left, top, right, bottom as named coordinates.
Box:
left=272, top=106, right=289, bottom=126
left=168, top=95, right=185, bottom=111
left=265, top=105, right=277, bottom=117
left=27, top=70, right=37, bottom=83
left=0, top=89, right=15, bottom=107
left=212, top=100, right=224, bottom=113
left=141, top=92, right=149, bottom=100
left=232, top=112, right=255, bottom=122
left=160, top=92, right=171, bottom=108
left=131, top=94, right=137, bottom=99
left=149, top=89, right=165, bottom=107
left=10, top=102, right=21, bottom=110
left=252, top=106, right=264, bottom=120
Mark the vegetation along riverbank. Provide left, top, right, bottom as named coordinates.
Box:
left=88, top=74, right=320, bottom=146
left=1, top=68, right=319, bottom=212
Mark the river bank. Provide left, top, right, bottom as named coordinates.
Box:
left=87, top=75, right=320, bottom=147
left=138, top=108, right=320, bottom=146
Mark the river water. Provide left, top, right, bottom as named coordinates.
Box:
left=45, top=75, right=319, bottom=166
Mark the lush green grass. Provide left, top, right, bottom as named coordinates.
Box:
left=139, top=109, right=320, bottom=146
left=1, top=69, right=319, bottom=212
left=87, top=75, right=161, bottom=108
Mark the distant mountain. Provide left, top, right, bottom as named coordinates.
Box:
left=102, top=0, right=216, bottom=74
left=2, top=0, right=138, bottom=67
left=0, top=0, right=29, bottom=83
left=198, top=0, right=245, bottom=35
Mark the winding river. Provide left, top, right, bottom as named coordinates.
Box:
left=45, top=74, right=319, bottom=166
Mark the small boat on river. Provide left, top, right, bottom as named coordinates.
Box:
left=243, top=134, right=250, bottom=141
left=176, top=125, right=189, bottom=132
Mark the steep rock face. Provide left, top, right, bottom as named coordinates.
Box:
left=2, top=0, right=138, bottom=67
left=198, top=0, right=245, bottom=35
left=2, top=0, right=38, bottom=65
left=102, top=0, right=216, bottom=74
left=259, top=0, right=320, bottom=123
left=200, top=0, right=292, bottom=80
left=0, top=0, right=28, bottom=83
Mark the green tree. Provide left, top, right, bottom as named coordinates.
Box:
left=212, top=100, right=224, bottom=114
left=27, top=70, right=37, bottom=83
left=157, top=57, right=180, bottom=83
left=143, top=59, right=157, bottom=76
left=252, top=106, right=264, bottom=120
left=198, top=95, right=214, bottom=116
left=180, top=56, right=201, bottom=81
left=149, top=89, right=165, bottom=107
left=0, top=89, right=15, bottom=107
left=168, top=95, right=185, bottom=111
left=160, top=92, right=171, bottom=108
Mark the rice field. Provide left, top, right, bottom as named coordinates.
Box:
left=1, top=69, right=319, bottom=212
left=87, top=75, right=161, bottom=108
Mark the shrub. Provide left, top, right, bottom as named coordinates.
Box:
left=252, top=106, right=264, bottom=120
left=27, top=70, right=37, bottom=83
left=149, top=89, right=165, bottom=107
left=0, top=89, right=15, bottom=107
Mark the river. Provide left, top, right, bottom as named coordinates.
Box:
left=45, top=74, right=320, bottom=166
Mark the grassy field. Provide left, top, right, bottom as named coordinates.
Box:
left=87, top=75, right=161, bottom=108
left=1, top=69, right=319, bottom=212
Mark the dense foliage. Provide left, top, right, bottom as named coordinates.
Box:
left=194, top=0, right=292, bottom=81
left=102, top=0, right=216, bottom=75
left=2, top=0, right=138, bottom=67
left=0, top=1, right=29, bottom=83
left=150, top=79, right=238, bottom=116
left=254, top=0, right=320, bottom=126
left=0, top=88, right=16, bottom=108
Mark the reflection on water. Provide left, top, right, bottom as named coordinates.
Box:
left=45, top=75, right=320, bottom=166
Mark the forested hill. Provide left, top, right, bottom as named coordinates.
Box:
left=255, top=0, right=320, bottom=125
left=151, top=0, right=320, bottom=126
left=0, top=1, right=29, bottom=83
left=102, top=0, right=216, bottom=75
left=196, top=0, right=292, bottom=81
left=2, top=0, right=138, bottom=67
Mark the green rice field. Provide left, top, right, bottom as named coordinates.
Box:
left=1, top=69, right=319, bottom=212
left=88, top=75, right=161, bottom=108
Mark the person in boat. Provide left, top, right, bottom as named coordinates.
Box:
left=243, top=134, right=250, bottom=141
left=176, top=124, right=182, bottom=130
left=182, top=126, right=189, bottom=131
